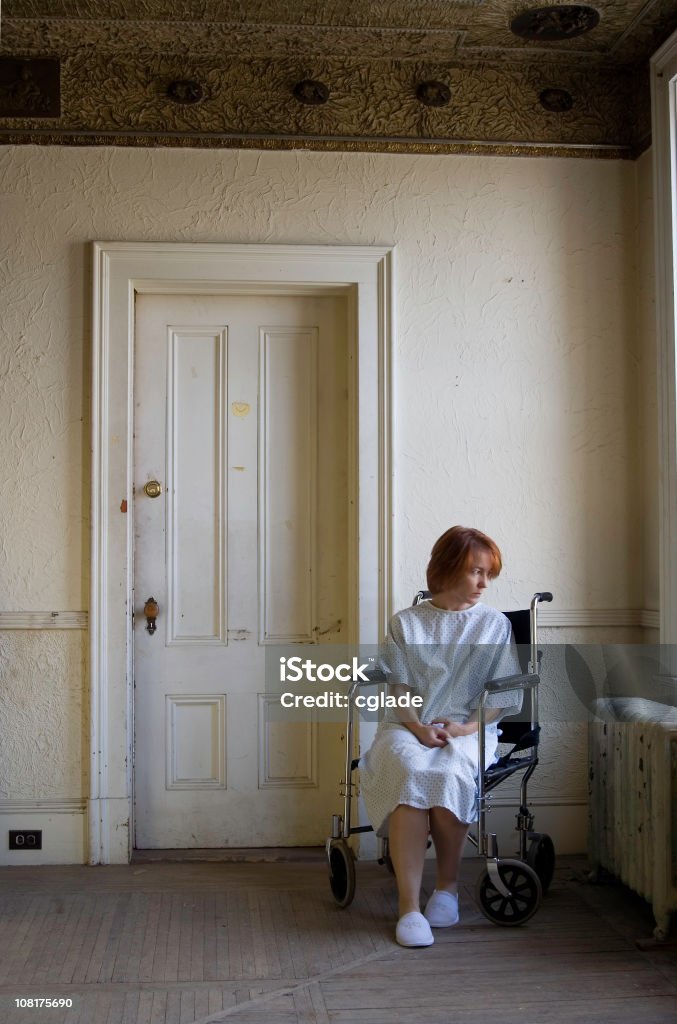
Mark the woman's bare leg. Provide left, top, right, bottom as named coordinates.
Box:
left=388, top=804, right=430, bottom=916
left=429, top=806, right=469, bottom=891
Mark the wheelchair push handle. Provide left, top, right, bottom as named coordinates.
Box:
left=530, top=590, right=552, bottom=675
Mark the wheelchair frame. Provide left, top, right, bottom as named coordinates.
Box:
left=326, top=591, right=554, bottom=925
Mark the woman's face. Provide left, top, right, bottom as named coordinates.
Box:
left=435, top=547, right=494, bottom=610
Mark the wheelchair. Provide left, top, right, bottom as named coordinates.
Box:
left=326, top=591, right=555, bottom=926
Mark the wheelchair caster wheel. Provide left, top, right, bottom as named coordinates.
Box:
left=476, top=859, right=542, bottom=926
left=527, top=833, right=556, bottom=895
left=327, top=838, right=356, bottom=907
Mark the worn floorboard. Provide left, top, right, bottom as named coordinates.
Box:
left=0, top=856, right=675, bottom=1024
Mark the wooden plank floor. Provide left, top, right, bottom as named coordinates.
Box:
left=0, top=856, right=675, bottom=1024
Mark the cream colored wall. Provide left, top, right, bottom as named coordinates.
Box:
left=0, top=145, right=652, bottom=861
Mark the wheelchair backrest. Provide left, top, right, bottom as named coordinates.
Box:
left=497, top=608, right=536, bottom=735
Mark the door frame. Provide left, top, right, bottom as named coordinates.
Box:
left=90, top=242, right=394, bottom=863
left=652, top=33, right=677, bottom=643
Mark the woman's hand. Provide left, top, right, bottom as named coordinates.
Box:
left=429, top=718, right=476, bottom=738
left=407, top=722, right=450, bottom=747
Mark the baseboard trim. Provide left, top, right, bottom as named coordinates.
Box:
left=0, top=800, right=87, bottom=865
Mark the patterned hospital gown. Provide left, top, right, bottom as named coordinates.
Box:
left=360, top=600, right=523, bottom=832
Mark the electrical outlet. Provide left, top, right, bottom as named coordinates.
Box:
left=9, top=830, right=42, bottom=850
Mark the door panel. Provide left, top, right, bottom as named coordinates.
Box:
left=166, top=326, right=227, bottom=644
left=261, top=327, right=317, bottom=642
left=133, top=293, right=348, bottom=848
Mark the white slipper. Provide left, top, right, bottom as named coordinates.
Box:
left=423, top=889, right=459, bottom=927
left=395, top=911, right=435, bottom=947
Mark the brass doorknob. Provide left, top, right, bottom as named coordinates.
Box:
left=143, top=480, right=162, bottom=498
left=143, top=597, right=159, bottom=634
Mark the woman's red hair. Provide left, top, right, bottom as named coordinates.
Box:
left=426, top=526, right=502, bottom=593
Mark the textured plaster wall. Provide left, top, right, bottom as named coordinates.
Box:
left=387, top=158, right=637, bottom=614
left=0, top=631, right=87, bottom=798
left=0, top=145, right=651, bottom=850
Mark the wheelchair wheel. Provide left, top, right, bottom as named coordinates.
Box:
left=527, top=833, right=556, bottom=895
left=327, top=838, right=356, bottom=907
left=476, top=859, right=542, bottom=926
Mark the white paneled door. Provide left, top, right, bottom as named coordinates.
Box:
left=133, top=293, right=349, bottom=847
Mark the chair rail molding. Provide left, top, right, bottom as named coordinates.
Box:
left=0, top=612, right=88, bottom=629
left=90, top=241, right=394, bottom=864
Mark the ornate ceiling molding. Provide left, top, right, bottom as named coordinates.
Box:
left=0, top=0, right=670, bottom=157
left=6, top=0, right=677, bottom=61
left=0, top=129, right=631, bottom=160
left=0, top=52, right=649, bottom=157
left=0, top=19, right=469, bottom=61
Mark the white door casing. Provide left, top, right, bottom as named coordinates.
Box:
left=134, top=293, right=348, bottom=847
left=652, top=33, right=677, bottom=645
left=90, top=243, right=393, bottom=864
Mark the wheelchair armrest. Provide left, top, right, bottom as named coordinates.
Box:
left=347, top=668, right=386, bottom=695
left=358, top=668, right=387, bottom=684
left=484, top=672, right=539, bottom=694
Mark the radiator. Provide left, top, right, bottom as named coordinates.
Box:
left=588, top=703, right=677, bottom=940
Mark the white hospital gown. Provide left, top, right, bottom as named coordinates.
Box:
left=360, top=600, right=522, bottom=832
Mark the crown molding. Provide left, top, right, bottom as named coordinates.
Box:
left=0, top=47, right=649, bottom=157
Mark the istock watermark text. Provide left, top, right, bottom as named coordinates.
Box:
left=279, top=655, right=374, bottom=683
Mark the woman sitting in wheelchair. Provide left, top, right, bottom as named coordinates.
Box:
left=360, top=525, right=522, bottom=948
